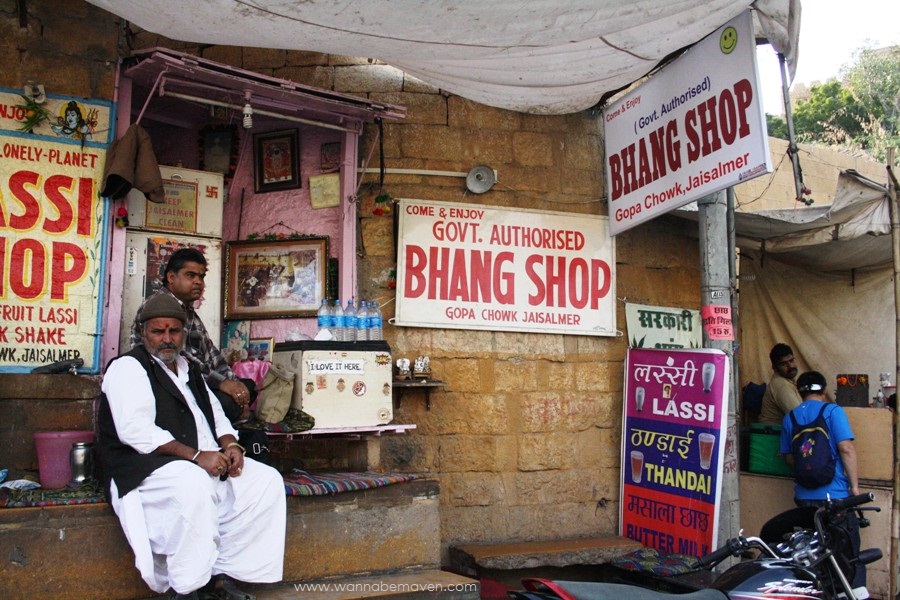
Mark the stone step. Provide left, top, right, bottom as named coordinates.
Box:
left=449, top=536, right=643, bottom=575
left=0, top=479, right=440, bottom=599
left=242, top=570, right=480, bottom=599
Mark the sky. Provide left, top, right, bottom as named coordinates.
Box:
left=756, top=0, right=899, bottom=115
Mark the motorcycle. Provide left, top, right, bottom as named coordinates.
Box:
left=509, top=493, right=883, bottom=600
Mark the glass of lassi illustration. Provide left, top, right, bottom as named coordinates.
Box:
left=702, top=362, right=715, bottom=393
left=635, top=386, right=645, bottom=412
left=630, top=450, right=644, bottom=483
left=698, top=433, right=715, bottom=470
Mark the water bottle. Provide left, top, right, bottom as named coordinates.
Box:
left=356, top=300, right=369, bottom=341
left=370, top=301, right=383, bottom=340
left=332, top=299, right=344, bottom=342
left=317, top=298, right=331, bottom=337
left=344, top=298, right=357, bottom=342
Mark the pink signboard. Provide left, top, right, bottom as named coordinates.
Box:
left=620, top=348, right=729, bottom=557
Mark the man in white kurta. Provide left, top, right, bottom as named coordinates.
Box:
left=97, top=294, right=285, bottom=599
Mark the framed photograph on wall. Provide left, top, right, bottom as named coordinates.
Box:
left=199, top=124, right=239, bottom=181
left=253, top=128, right=300, bottom=193
left=222, top=320, right=250, bottom=364
left=224, top=237, right=328, bottom=319
left=248, top=337, right=274, bottom=362
left=320, top=141, right=341, bottom=171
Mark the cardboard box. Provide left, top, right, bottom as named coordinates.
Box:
left=844, top=407, right=893, bottom=481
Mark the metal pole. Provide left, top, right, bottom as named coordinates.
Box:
left=698, top=190, right=739, bottom=553
left=727, top=186, right=741, bottom=461
left=886, top=148, right=899, bottom=599
left=778, top=53, right=807, bottom=202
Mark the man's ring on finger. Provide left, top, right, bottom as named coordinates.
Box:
left=217, top=466, right=224, bottom=471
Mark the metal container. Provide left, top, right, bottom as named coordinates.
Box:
left=69, top=441, right=94, bottom=484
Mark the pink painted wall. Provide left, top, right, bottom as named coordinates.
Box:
left=220, top=124, right=348, bottom=344
left=102, top=79, right=360, bottom=366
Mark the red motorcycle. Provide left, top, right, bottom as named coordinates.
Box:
left=509, top=493, right=882, bottom=600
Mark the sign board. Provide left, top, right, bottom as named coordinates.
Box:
left=0, top=89, right=112, bottom=372
left=145, top=179, right=199, bottom=233
left=625, top=302, right=702, bottom=349
left=603, top=10, right=772, bottom=235
left=620, top=348, right=729, bottom=557
left=395, top=199, right=616, bottom=336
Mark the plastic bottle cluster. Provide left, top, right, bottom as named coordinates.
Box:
left=317, top=298, right=382, bottom=341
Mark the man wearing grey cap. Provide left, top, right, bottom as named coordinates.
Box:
left=131, top=247, right=253, bottom=424
left=98, top=293, right=285, bottom=600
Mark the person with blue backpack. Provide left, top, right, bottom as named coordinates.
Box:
left=780, top=370, right=863, bottom=587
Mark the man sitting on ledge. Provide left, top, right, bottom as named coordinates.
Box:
left=97, top=293, right=285, bottom=600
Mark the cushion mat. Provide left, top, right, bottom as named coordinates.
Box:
left=1, top=470, right=425, bottom=506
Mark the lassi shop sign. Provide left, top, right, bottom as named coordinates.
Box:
left=0, top=89, right=111, bottom=372
left=395, top=199, right=616, bottom=336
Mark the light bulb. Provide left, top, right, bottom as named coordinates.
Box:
left=242, top=103, right=253, bottom=129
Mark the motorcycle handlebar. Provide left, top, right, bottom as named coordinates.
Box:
left=696, top=537, right=743, bottom=568
left=828, top=493, right=874, bottom=511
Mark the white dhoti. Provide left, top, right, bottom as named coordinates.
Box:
left=110, top=457, right=286, bottom=594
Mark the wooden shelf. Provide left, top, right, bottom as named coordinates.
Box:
left=266, top=423, right=416, bottom=441
left=393, top=379, right=446, bottom=410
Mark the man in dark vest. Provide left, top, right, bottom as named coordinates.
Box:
left=98, top=293, right=285, bottom=600
left=131, top=247, right=254, bottom=423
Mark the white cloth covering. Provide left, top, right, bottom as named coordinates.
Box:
left=84, top=0, right=799, bottom=114
left=102, top=352, right=286, bottom=594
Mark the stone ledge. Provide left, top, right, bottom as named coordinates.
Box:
left=0, top=479, right=441, bottom=599
left=449, top=536, right=642, bottom=574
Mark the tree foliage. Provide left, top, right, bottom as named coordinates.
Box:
left=765, top=45, right=899, bottom=164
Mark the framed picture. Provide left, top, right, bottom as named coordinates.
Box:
left=248, top=337, right=274, bottom=362
left=224, top=237, right=328, bottom=319
left=254, top=129, right=301, bottom=193
left=320, top=141, right=341, bottom=171
left=222, top=320, right=250, bottom=364
left=199, top=124, right=239, bottom=183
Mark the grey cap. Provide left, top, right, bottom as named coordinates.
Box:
left=140, top=294, right=186, bottom=323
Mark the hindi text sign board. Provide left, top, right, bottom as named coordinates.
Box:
left=620, top=348, right=729, bottom=557
left=625, top=302, right=701, bottom=349
left=0, top=89, right=111, bottom=372
left=603, top=11, right=772, bottom=235
left=395, top=199, right=615, bottom=336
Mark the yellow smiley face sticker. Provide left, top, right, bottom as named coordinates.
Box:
left=720, top=26, right=737, bottom=54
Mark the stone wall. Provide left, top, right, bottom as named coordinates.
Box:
left=1, top=1, right=702, bottom=561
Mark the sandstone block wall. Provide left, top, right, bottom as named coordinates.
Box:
left=0, top=0, right=699, bottom=562
left=4, top=0, right=891, bottom=570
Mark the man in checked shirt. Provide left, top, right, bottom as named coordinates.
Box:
left=131, top=247, right=254, bottom=424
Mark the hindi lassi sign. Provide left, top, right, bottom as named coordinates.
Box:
left=620, top=348, right=729, bottom=556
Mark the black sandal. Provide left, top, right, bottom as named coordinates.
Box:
left=200, top=575, right=255, bottom=600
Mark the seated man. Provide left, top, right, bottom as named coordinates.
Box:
left=131, top=247, right=253, bottom=424
left=758, top=343, right=802, bottom=425
left=98, top=293, right=285, bottom=599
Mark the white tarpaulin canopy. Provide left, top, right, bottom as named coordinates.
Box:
left=677, top=170, right=892, bottom=272
left=85, top=0, right=799, bottom=114
left=675, top=170, right=895, bottom=395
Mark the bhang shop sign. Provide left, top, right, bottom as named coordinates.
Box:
left=395, top=199, right=615, bottom=336
left=603, top=10, right=772, bottom=236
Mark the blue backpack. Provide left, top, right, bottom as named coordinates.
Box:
left=789, top=404, right=837, bottom=489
